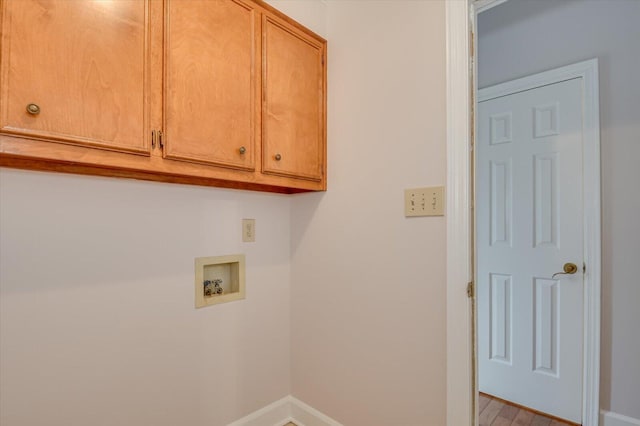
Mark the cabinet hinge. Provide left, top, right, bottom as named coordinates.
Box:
left=467, top=281, right=474, bottom=298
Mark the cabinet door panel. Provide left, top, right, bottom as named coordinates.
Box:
left=0, top=0, right=149, bottom=153
left=262, top=16, right=325, bottom=182
left=164, top=0, right=257, bottom=171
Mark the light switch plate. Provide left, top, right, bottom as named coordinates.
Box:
left=404, top=186, right=445, bottom=217
left=242, top=219, right=255, bottom=242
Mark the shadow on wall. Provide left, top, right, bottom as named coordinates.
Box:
left=0, top=169, right=291, bottom=293
left=290, top=192, right=325, bottom=254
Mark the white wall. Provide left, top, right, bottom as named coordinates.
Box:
left=289, top=1, right=448, bottom=425
left=478, top=0, right=640, bottom=420
left=0, top=170, right=292, bottom=426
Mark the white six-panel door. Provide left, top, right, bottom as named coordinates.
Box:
left=478, top=78, right=584, bottom=423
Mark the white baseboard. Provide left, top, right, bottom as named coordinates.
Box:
left=227, top=395, right=343, bottom=426
left=226, top=397, right=292, bottom=426
left=600, top=410, right=640, bottom=426
left=288, top=397, right=343, bottom=426
left=229, top=402, right=640, bottom=426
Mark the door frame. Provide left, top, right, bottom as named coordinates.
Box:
left=478, top=59, right=601, bottom=424
left=445, top=2, right=602, bottom=425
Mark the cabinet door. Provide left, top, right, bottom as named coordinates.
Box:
left=262, top=16, right=325, bottom=182
left=164, top=0, right=258, bottom=171
left=0, top=0, right=150, bottom=154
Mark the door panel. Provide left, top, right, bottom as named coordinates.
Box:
left=262, top=16, right=324, bottom=181
left=164, top=0, right=257, bottom=170
left=0, top=0, right=149, bottom=153
left=478, top=78, right=584, bottom=423
left=489, top=273, right=512, bottom=364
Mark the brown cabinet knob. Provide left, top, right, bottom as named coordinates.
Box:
left=26, top=103, right=40, bottom=115
left=275, top=153, right=282, bottom=161
left=239, top=146, right=246, bottom=155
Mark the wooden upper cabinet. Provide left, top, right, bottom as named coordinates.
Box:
left=262, top=15, right=326, bottom=182
left=0, top=0, right=326, bottom=193
left=164, top=0, right=258, bottom=171
left=0, top=0, right=150, bottom=154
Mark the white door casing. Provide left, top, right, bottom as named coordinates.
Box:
left=477, top=78, right=584, bottom=423
left=444, top=2, right=601, bottom=422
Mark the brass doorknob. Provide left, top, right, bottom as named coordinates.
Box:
left=274, top=153, right=282, bottom=161
left=239, top=146, right=246, bottom=155
left=26, top=103, right=40, bottom=115
left=552, top=263, right=578, bottom=279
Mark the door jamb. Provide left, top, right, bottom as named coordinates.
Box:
left=445, top=2, right=601, bottom=426
left=445, top=1, right=473, bottom=425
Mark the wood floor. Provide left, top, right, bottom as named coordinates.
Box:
left=286, top=396, right=577, bottom=426
left=479, top=393, right=578, bottom=426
